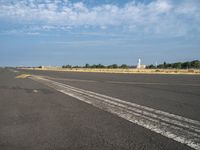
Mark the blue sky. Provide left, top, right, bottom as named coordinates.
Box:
left=0, top=0, right=200, bottom=66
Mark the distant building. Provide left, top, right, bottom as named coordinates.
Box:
left=137, top=58, right=146, bottom=69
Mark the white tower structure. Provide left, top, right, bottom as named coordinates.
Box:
left=137, top=58, right=141, bottom=69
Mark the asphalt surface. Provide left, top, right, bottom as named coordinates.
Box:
left=1, top=68, right=200, bottom=150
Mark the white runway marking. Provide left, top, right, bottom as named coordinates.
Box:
left=30, top=75, right=200, bottom=150
left=33, top=89, right=38, bottom=93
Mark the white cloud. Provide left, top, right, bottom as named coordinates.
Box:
left=153, top=0, right=172, bottom=12
left=0, top=0, right=199, bottom=36
left=0, top=30, right=40, bottom=36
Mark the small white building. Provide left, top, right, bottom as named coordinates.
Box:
left=137, top=58, right=146, bottom=69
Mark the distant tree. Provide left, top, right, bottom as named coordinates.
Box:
left=73, top=65, right=79, bottom=68
left=85, top=64, right=90, bottom=68
left=67, top=65, right=72, bottom=68
left=163, top=61, right=167, bottom=68
left=96, top=64, right=105, bottom=68
left=181, top=62, right=191, bottom=69
left=166, top=63, right=172, bottom=68
left=108, top=64, right=118, bottom=68
left=91, top=64, right=97, bottom=68
left=62, top=65, right=72, bottom=68
left=157, top=64, right=164, bottom=69
left=172, top=62, right=182, bottom=69
left=147, top=64, right=156, bottom=69
left=191, top=60, right=200, bottom=68
left=120, top=64, right=128, bottom=69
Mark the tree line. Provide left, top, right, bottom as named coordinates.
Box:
left=62, top=64, right=129, bottom=69
left=147, top=60, right=200, bottom=69
left=62, top=60, right=200, bottom=69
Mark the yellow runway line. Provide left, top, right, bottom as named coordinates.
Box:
left=15, top=74, right=31, bottom=79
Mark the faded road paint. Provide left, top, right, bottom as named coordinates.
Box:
left=16, top=74, right=31, bottom=79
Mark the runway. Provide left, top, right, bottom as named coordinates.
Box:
left=1, top=68, right=200, bottom=150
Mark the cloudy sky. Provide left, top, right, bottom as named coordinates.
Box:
left=0, top=0, right=200, bottom=66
